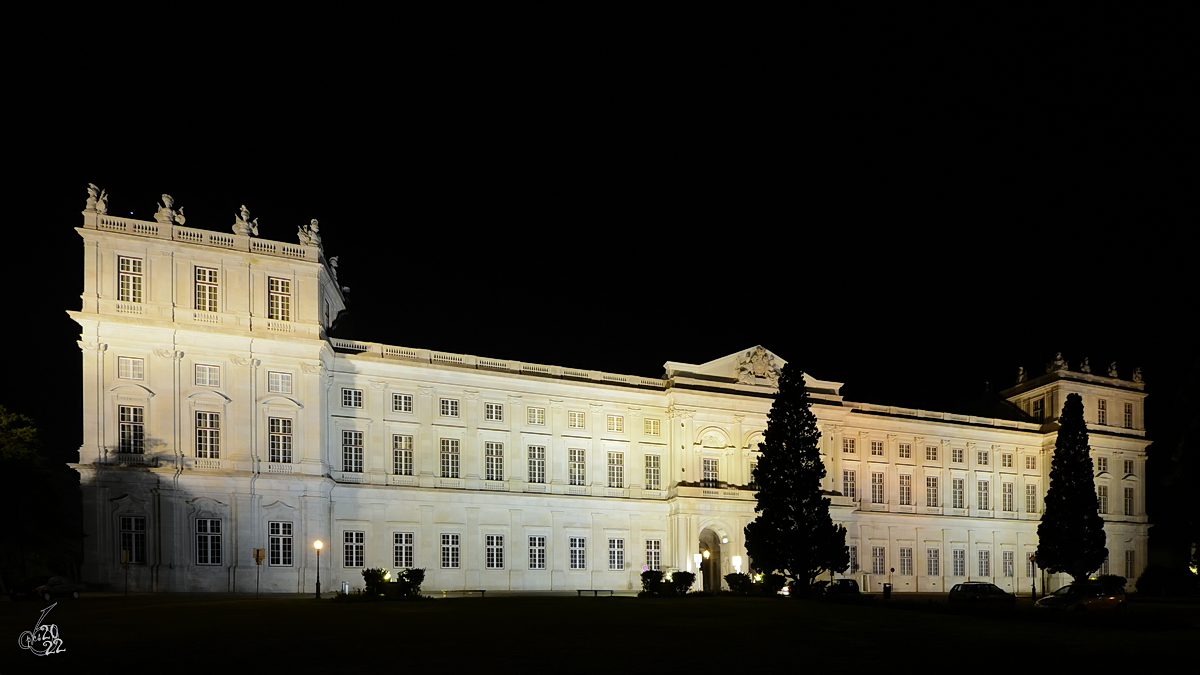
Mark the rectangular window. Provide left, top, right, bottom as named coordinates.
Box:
left=644, top=418, right=660, bottom=436
left=267, top=277, right=291, bottom=321
left=977, top=480, right=990, bottom=510
left=341, top=430, right=363, bottom=472
left=1002, top=453, right=1013, bottom=468
left=871, top=547, right=885, bottom=575
left=702, top=458, right=719, bottom=487
left=196, top=519, right=222, bottom=565
left=898, top=443, right=911, bottom=459
left=485, top=442, right=504, bottom=481
left=1003, top=482, right=1014, bottom=511
left=528, top=536, right=546, bottom=570
left=1096, top=456, right=1108, bottom=473
left=269, top=522, right=293, bottom=566
left=570, top=537, right=586, bottom=570
left=900, top=547, right=912, bottom=575
left=952, top=478, right=965, bottom=509
left=345, top=531, right=368, bottom=567
left=118, top=256, right=144, bottom=303
left=119, top=516, right=146, bottom=564
left=195, top=364, right=220, bottom=387
left=486, top=535, right=504, bottom=569
left=843, top=438, right=856, bottom=454
left=569, top=449, right=586, bottom=486
left=1032, top=399, right=1044, bottom=421
left=441, top=534, right=460, bottom=569
left=527, top=445, right=546, bottom=484
left=609, top=539, right=625, bottom=570
left=977, top=448, right=989, bottom=466
left=952, top=448, right=963, bottom=463
left=1124, top=402, right=1133, bottom=429
left=1124, top=550, right=1135, bottom=579
left=268, top=371, right=292, bottom=394
left=1123, top=459, right=1135, bottom=476
left=926, top=445, right=938, bottom=461
left=871, top=472, right=884, bottom=504
left=568, top=411, right=585, bottom=429
left=1124, top=487, right=1134, bottom=516
left=268, top=418, right=293, bottom=463
left=394, top=532, right=414, bottom=569
left=645, top=454, right=661, bottom=491
left=899, top=475, right=912, bottom=506
left=978, top=550, right=991, bottom=577
left=843, top=470, right=856, bottom=500
left=1097, top=399, right=1108, bottom=425
left=926, top=548, right=939, bottom=576
left=195, top=267, right=218, bottom=312
left=607, top=452, right=624, bottom=488
left=440, top=398, right=459, bottom=417
left=195, top=412, right=221, bottom=459
left=848, top=546, right=859, bottom=574
left=485, top=402, right=503, bottom=422
left=645, top=539, right=661, bottom=570
left=118, top=356, right=144, bottom=380
left=1026, top=455, right=1037, bottom=470
left=607, top=415, right=624, bottom=432
left=953, top=549, right=965, bottom=576
left=871, top=440, right=885, bottom=456
left=392, top=393, right=413, bottom=413
left=1026, top=484, right=1038, bottom=513
left=1027, top=557, right=1036, bottom=578
left=393, top=435, right=413, bottom=475
left=1003, top=551, right=1014, bottom=577
left=1098, top=485, right=1108, bottom=514
left=527, top=407, right=545, bottom=425
left=926, top=476, right=939, bottom=507
left=342, top=388, right=363, bottom=408
left=118, top=405, right=145, bottom=453
left=749, top=461, right=759, bottom=489
left=440, top=439, right=460, bottom=478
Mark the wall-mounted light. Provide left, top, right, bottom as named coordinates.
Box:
left=733, top=556, right=742, bottom=573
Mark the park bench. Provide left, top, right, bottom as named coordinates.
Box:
left=441, top=589, right=486, bottom=598
left=576, top=589, right=614, bottom=597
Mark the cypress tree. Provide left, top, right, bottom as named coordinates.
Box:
left=1036, top=392, right=1109, bottom=581
left=745, top=363, right=848, bottom=593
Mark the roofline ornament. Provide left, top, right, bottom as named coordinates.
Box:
left=736, top=345, right=780, bottom=385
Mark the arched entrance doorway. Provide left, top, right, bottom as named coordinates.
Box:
left=698, top=529, right=723, bottom=592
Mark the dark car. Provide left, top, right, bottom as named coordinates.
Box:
left=1035, top=582, right=1126, bottom=612
left=826, top=579, right=860, bottom=595
left=8, top=576, right=52, bottom=601
left=33, top=577, right=82, bottom=601
left=948, top=582, right=1015, bottom=603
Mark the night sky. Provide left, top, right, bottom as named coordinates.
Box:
left=8, top=16, right=1191, bottom=466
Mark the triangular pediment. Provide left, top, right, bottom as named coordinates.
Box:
left=664, top=346, right=844, bottom=399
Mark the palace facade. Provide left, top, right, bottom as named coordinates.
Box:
left=70, top=193, right=1151, bottom=594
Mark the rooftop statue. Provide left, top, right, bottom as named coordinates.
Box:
left=329, top=256, right=339, bottom=280
left=85, top=183, right=109, bottom=214
left=1108, top=362, right=1119, bottom=378
left=233, top=205, right=259, bottom=237
left=1016, top=366, right=1026, bottom=384
left=298, top=219, right=322, bottom=247
left=154, top=194, right=185, bottom=225
left=1133, top=367, right=1143, bottom=383
left=1047, top=352, right=1067, bottom=373
left=1080, top=357, right=1091, bottom=374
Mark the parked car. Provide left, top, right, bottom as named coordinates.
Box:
left=948, top=582, right=1016, bottom=603
left=8, top=576, right=52, bottom=601
left=33, top=577, right=82, bottom=601
left=827, top=579, right=860, bottom=595
left=1035, top=582, right=1126, bottom=612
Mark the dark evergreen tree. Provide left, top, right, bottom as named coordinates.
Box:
left=1036, top=393, right=1108, bottom=581
left=745, top=363, right=848, bottom=593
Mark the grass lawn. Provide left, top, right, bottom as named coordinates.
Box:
left=4, top=594, right=1197, bottom=672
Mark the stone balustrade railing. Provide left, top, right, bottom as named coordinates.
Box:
left=82, top=212, right=319, bottom=262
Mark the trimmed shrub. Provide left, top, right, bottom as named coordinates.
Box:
left=640, top=570, right=664, bottom=596
left=362, top=568, right=387, bottom=596
left=725, top=572, right=753, bottom=596
left=394, top=568, right=426, bottom=599
left=671, top=571, right=696, bottom=595
left=757, top=573, right=786, bottom=597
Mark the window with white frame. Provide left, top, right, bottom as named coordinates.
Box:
left=843, top=470, right=856, bottom=499
left=1097, top=485, right=1108, bottom=514
left=1123, top=402, right=1133, bottom=429
left=644, top=418, right=660, bottom=436
left=1032, top=399, right=1044, bottom=421
left=848, top=546, right=858, bottom=574
left=978, top=550, right=991, bottom=577
left=440, top=398, right=459, bottom=417
left=268, top=418, right=292, bottom=463
left=269, top=522, right=293, bottom=566
left=607, top=452, right=624, bottom=488
left=341, top=430, right=363, bottom=472
left=645, top=539, right=661, bottom=570
left=485, top=402, right=503, bottom=422
left=977, top=480, right=990, bottom=510
left=871, top=472, right=884, bottom=504
left=440, top=439, right=460, bottom=478
left=196, top=412, right=221, bottom=459
left=609, top=539, right=624, bottom=570
left=926, top=548, right=939, bottom=576
left=1002, top=453, right=1013, bottom=468
left=749, top=461, right=759, bottom=489
left=527, top=445, right=546, bottom=484
left=899, top=475, right=912, bottom=506
left=926, top=476, right=938, bottom=507
left=195, top=364, right=220, bottom=387
left=702, top=458, right=719, bottom=486
left=393, top=435, right=413, bottom=475
left=607, top=415, right=623, bottom=432
left=952, top=447, right=963, bottom=463
left=485, top=442, right=504, bottom=481
left=527, top=407, right=545, bottom=425
left=343, top=531, right=365, bottom=567
left=871, top=440, right=884, bottom=456
left=926, top=445, right=938, bottom=461
left=393, top=393, right=413, bottom=413
left=898, top=443, right=911, bottom=459
left=120, top=516, right=146, bottom=564
left=1097, top=399, right=1107, bottom=425
left=1026, top=455, right=1037, bottom=470
left=1026, top=557, right=1036, bottom=578
left=871, top=547, right=885, bottom=575
left=1124, top=550, right=1135, bottom=579
left=394, top=532, right=414, bottom=569
left=953, top=549, right=965, bottom=576
left=900, top=547, right=912, bottom=575
left=1025, top=484, right=1038, bottom=513
left=267, top=277, right=291, bottom=321
left=952, top=478, right=964, bottom=509
left=843, top=438, right=856, bottom=454
left=1100, top=556, right=1110, bottom=576
left=1002, top=551, right=1014, bottom=577
left=977, top=448, right=989, bottom=466
left=1124, top=487, right=1134, bottom=516
left=1096, top=456, right=1108, bottom=473
left=645, top=454, right=661, bottom=490
left=1123, top=459, right=1134, bottom=476
left=1002, top=482, right=1014, bottom=511
left=195, top=267, right=218, bottom=312
left=268, top=371, right=292, bottom=394
left=568, top=411, right=585, bottom=429
left=196, top=519, right=222, bottom=565
left=118, top=356, right=144, bottom=380
left=569, top=449, right=586, bottom=486
left=528, top=536, right=546, bottom=570
left=441, top=534, right=459, bottom=568
left=342, top=388, right=363, bottom=408
left=117, top=256, right=144, bottom=303
left=118, top=405, right=145, bottom=453
left=569, top=537, right=586, bottom=570
left=486, top=535, right=504, bottom=569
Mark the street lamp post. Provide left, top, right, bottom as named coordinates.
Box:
left=1029, top=555, right=1037, bottom=599
left=314, top=540, right=324, bottom=600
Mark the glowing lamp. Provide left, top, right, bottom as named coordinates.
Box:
left=314, top=540, right=323, bottom=550
left=733, top=556, right=742, bottom=573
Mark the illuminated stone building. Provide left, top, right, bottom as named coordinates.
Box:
left=70, top=191, right=1151, bottom=594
